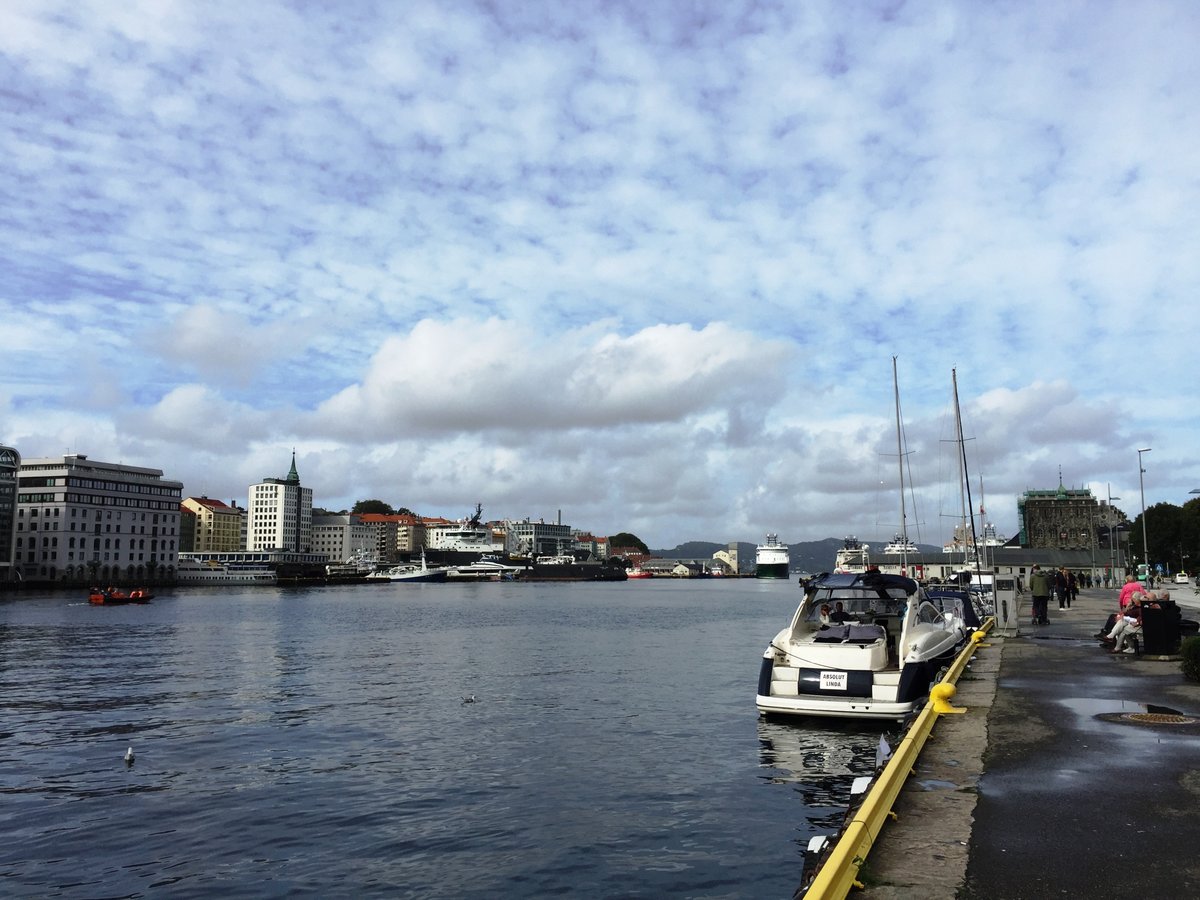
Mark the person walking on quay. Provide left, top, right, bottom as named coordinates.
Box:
left=1055, top=566, right=1070, bottom=610
left=1030, top=564, right=1052, bottom=625
left=1066, top=568, right=1078, bottom=608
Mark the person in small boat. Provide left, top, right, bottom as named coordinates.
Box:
left=828, top=601, right=852, bottom=624
left=818, top=604, right=833, bottom=628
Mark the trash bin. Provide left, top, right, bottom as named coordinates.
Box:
left=1140, top=600, right=1182, bottom=654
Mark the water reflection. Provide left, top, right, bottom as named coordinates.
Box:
left=0, top=581, right=844, bottom=898
left=757, top=717, right=892, bottom=820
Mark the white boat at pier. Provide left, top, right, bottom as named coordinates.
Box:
left=177, top=557, right=277, bottom=585
left=755, top=534, right=790, bottom=579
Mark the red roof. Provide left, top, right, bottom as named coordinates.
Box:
left=358, top=513, right=422, bottom=525
left=183, top=496, right=232, bottom=511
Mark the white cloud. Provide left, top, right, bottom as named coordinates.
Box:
left=313, top=318, right=788, bottom=438
left=2, top=0, right=1199, bottom=546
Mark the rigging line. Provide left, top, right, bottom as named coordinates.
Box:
left=891, top=357, right=924, bottom=546
left=952, top=368, right=984, bottom=583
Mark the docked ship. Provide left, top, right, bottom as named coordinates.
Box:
left=422, top=504, right=501, bottom=566
left=177, top=557, right=277, bottom=585
left=834, top=537, right=870, bottom=574
left=523, top=555, right=628, bottom=581
left=880, top=533, right=918, bottom=555
left=325, top=549, right=380, bottom=577
left=445, top=556, right=524, bottom=581
left=755, top=534, right=791, bottom=579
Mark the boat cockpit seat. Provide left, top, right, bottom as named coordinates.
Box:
left=814, top=624, right=886, bottom=644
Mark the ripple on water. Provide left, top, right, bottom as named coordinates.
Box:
left=2, top=581, right=875, bottom=897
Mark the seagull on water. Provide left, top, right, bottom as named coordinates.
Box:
left=462, top=695, right=476, bottom=704
left=124, top=746, right=135, bottom=765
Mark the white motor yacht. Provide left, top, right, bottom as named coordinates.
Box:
left=756, top=571, right=965, bottom=721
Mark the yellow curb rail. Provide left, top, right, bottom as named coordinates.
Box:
left=802, top=618, right=996, bottom=899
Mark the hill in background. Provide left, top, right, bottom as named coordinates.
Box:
left=650, top=538, right=941, bottom=573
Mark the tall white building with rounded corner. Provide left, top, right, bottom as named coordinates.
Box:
left=247, top=452, right=313, bottom=553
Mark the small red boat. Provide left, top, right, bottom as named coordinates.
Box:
left=88, top=587, right=154, bottom=605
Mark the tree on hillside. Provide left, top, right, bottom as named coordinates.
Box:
left=608, top=532, right=649, bottom=554
left=396, top=507, right=416, bottom=517
left=352, top=499, right=395, bottom=515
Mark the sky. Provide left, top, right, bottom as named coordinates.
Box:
left=3, top=0, right=1199, bottom=550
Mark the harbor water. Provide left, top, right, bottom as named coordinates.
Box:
left=1, top=579, right=887, bottom=898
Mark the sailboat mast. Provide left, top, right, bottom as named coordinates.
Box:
left=952, top=369, right=969, bottom=565
left=893, top=356, right=908, bottom=575
left=978, top=474, right=990, bottom=573
left=952, top=369, right=983, bottom=580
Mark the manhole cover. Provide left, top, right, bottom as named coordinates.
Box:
left=1097, top=712, right=1199, bottom=726
left=1124, top=712, right=1197, bottom=725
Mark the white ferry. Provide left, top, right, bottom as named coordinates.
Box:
left=755, top=534, right=791, bottom=579
left=177, top=558, right=277, bottom=585
left=881, top=533, right=918, bottom=555
left=834, top=537, right=870, bottom=574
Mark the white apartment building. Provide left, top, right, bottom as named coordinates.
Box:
left=357, top=514, right=424, bottom=562
left=311, top=514, right=374, bottom=562
left=182, top=496, right=246, bottom=553
left=14, top=453, right=182, bottom=583
left=247, top=453, right=313, bottom=553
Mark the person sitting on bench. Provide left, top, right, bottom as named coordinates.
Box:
left=1104, top=593, right=1154, bottom=653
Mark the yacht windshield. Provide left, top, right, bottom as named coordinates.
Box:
left=805, top=589, right=909, bottom=622
left=915, top=602, right=946, bottom=625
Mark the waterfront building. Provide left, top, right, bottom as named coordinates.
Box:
left=713, top=542, right=740, bottom=575
left=572, top=531, right=609, bottom=561
left=1019, top=480, right=1103, bottom=550
left=0, top=445, right=19, bottom=582
left=358, top=513, right=424, bottom=562
left=182, top=497, right=246, bottom=553
left=507, top=518, right=574, bottom=558
left=180, top=503, right=196, bottom=553
left=13, top=453, right=182, bottom=584
left=247, top=452, right=312, bottom=553
left=868, top=478, right=1130, bottom=587
left=312, top=514, right=374, bottom=563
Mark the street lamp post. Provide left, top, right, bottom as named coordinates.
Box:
left=1107, top=483, right=1120, bottom=586
left=1089, top=511, right=1097, bottom=585
left=1138, top=447, right=1151, bottom=579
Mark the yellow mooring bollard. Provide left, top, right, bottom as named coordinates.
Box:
left=931, top=681, right=967, bottom=715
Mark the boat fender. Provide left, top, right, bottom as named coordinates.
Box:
left=757, top=657, right=774, bottom=697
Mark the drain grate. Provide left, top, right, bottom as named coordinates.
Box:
left=1123, top=712, right=1197, bottom=726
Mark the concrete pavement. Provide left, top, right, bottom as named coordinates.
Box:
left=853, top=582, right=1200, bottom=899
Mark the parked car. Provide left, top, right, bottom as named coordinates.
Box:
left=1175, top=572, right=1190, bottom=584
